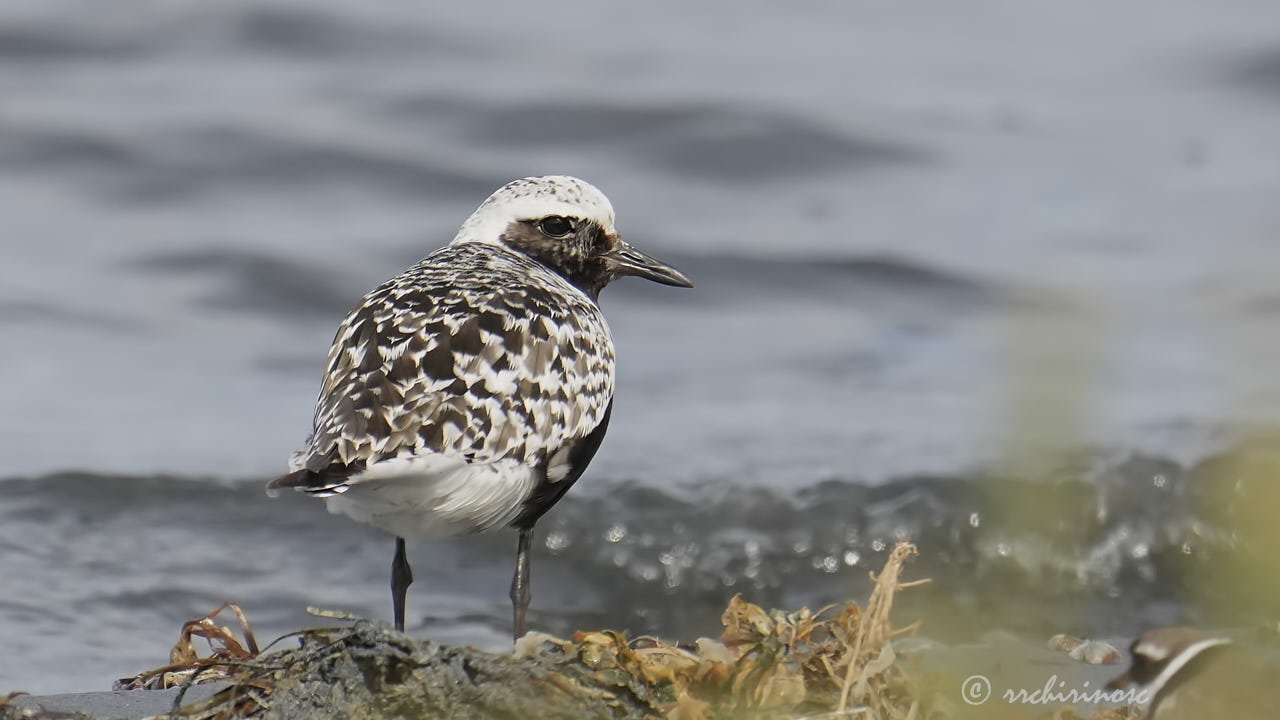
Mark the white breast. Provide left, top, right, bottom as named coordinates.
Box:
left=323, top=454, right=537, bottom=539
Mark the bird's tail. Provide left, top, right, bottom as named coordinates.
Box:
left=265, top=469, right=350, bottom=498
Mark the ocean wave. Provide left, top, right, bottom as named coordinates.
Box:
left=0, top=447, right=1260, bottom=643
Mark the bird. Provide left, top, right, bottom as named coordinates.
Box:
left=267, top=175, right=692, bottom=639
left=1106, top=627, right=1280, bottom=719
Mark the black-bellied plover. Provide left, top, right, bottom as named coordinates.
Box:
left=268, top=176, right=692, bottom=638
left=1107, top=627, right=1280, bottom=718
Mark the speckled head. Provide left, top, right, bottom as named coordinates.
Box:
left=453, top=175, right=692, bottom=300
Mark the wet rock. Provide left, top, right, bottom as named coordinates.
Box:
left=214, top=621, right=657, bottom=720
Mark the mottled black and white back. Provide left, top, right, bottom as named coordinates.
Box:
left=268, top=175, right=692, bottom=637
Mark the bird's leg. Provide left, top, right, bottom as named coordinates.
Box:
left=391, top=536, right=413, bottom=632
left=510, top=527, right=534, bottom=641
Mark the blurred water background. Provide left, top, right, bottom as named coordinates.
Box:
left=4, top=0, right=1280, bottom=695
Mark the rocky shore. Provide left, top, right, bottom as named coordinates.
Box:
left=1, top=543, right=1156, bottom=720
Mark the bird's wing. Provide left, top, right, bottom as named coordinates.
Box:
left=271, top=250, right=615, bottom=494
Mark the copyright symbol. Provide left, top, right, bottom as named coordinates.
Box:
left=961, top=675, right=991, bottom=705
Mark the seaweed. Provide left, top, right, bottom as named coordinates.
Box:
left=97, top=541, right=1138, bottom=719
left=116, top=603, right=262, bottom=691
left=96, top=542, right=920, bottom=718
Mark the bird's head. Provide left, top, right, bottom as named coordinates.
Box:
left=1108, top=628, right=1230, bottom=691
left=453, top=175, right=693, bottom=299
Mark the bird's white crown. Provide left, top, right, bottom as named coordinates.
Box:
left=452, top=176, right=617, bottom=246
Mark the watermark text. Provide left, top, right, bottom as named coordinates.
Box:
left=961, top=674, right=1150, bottom=706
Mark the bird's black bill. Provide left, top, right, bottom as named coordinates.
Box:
left=607, top=241, right=694, bottom=288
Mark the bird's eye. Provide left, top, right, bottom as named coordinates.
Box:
left=537, top=216, right=575, bottom=238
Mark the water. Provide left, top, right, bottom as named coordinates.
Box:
left=4, top=0, right=1280, bottom=694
